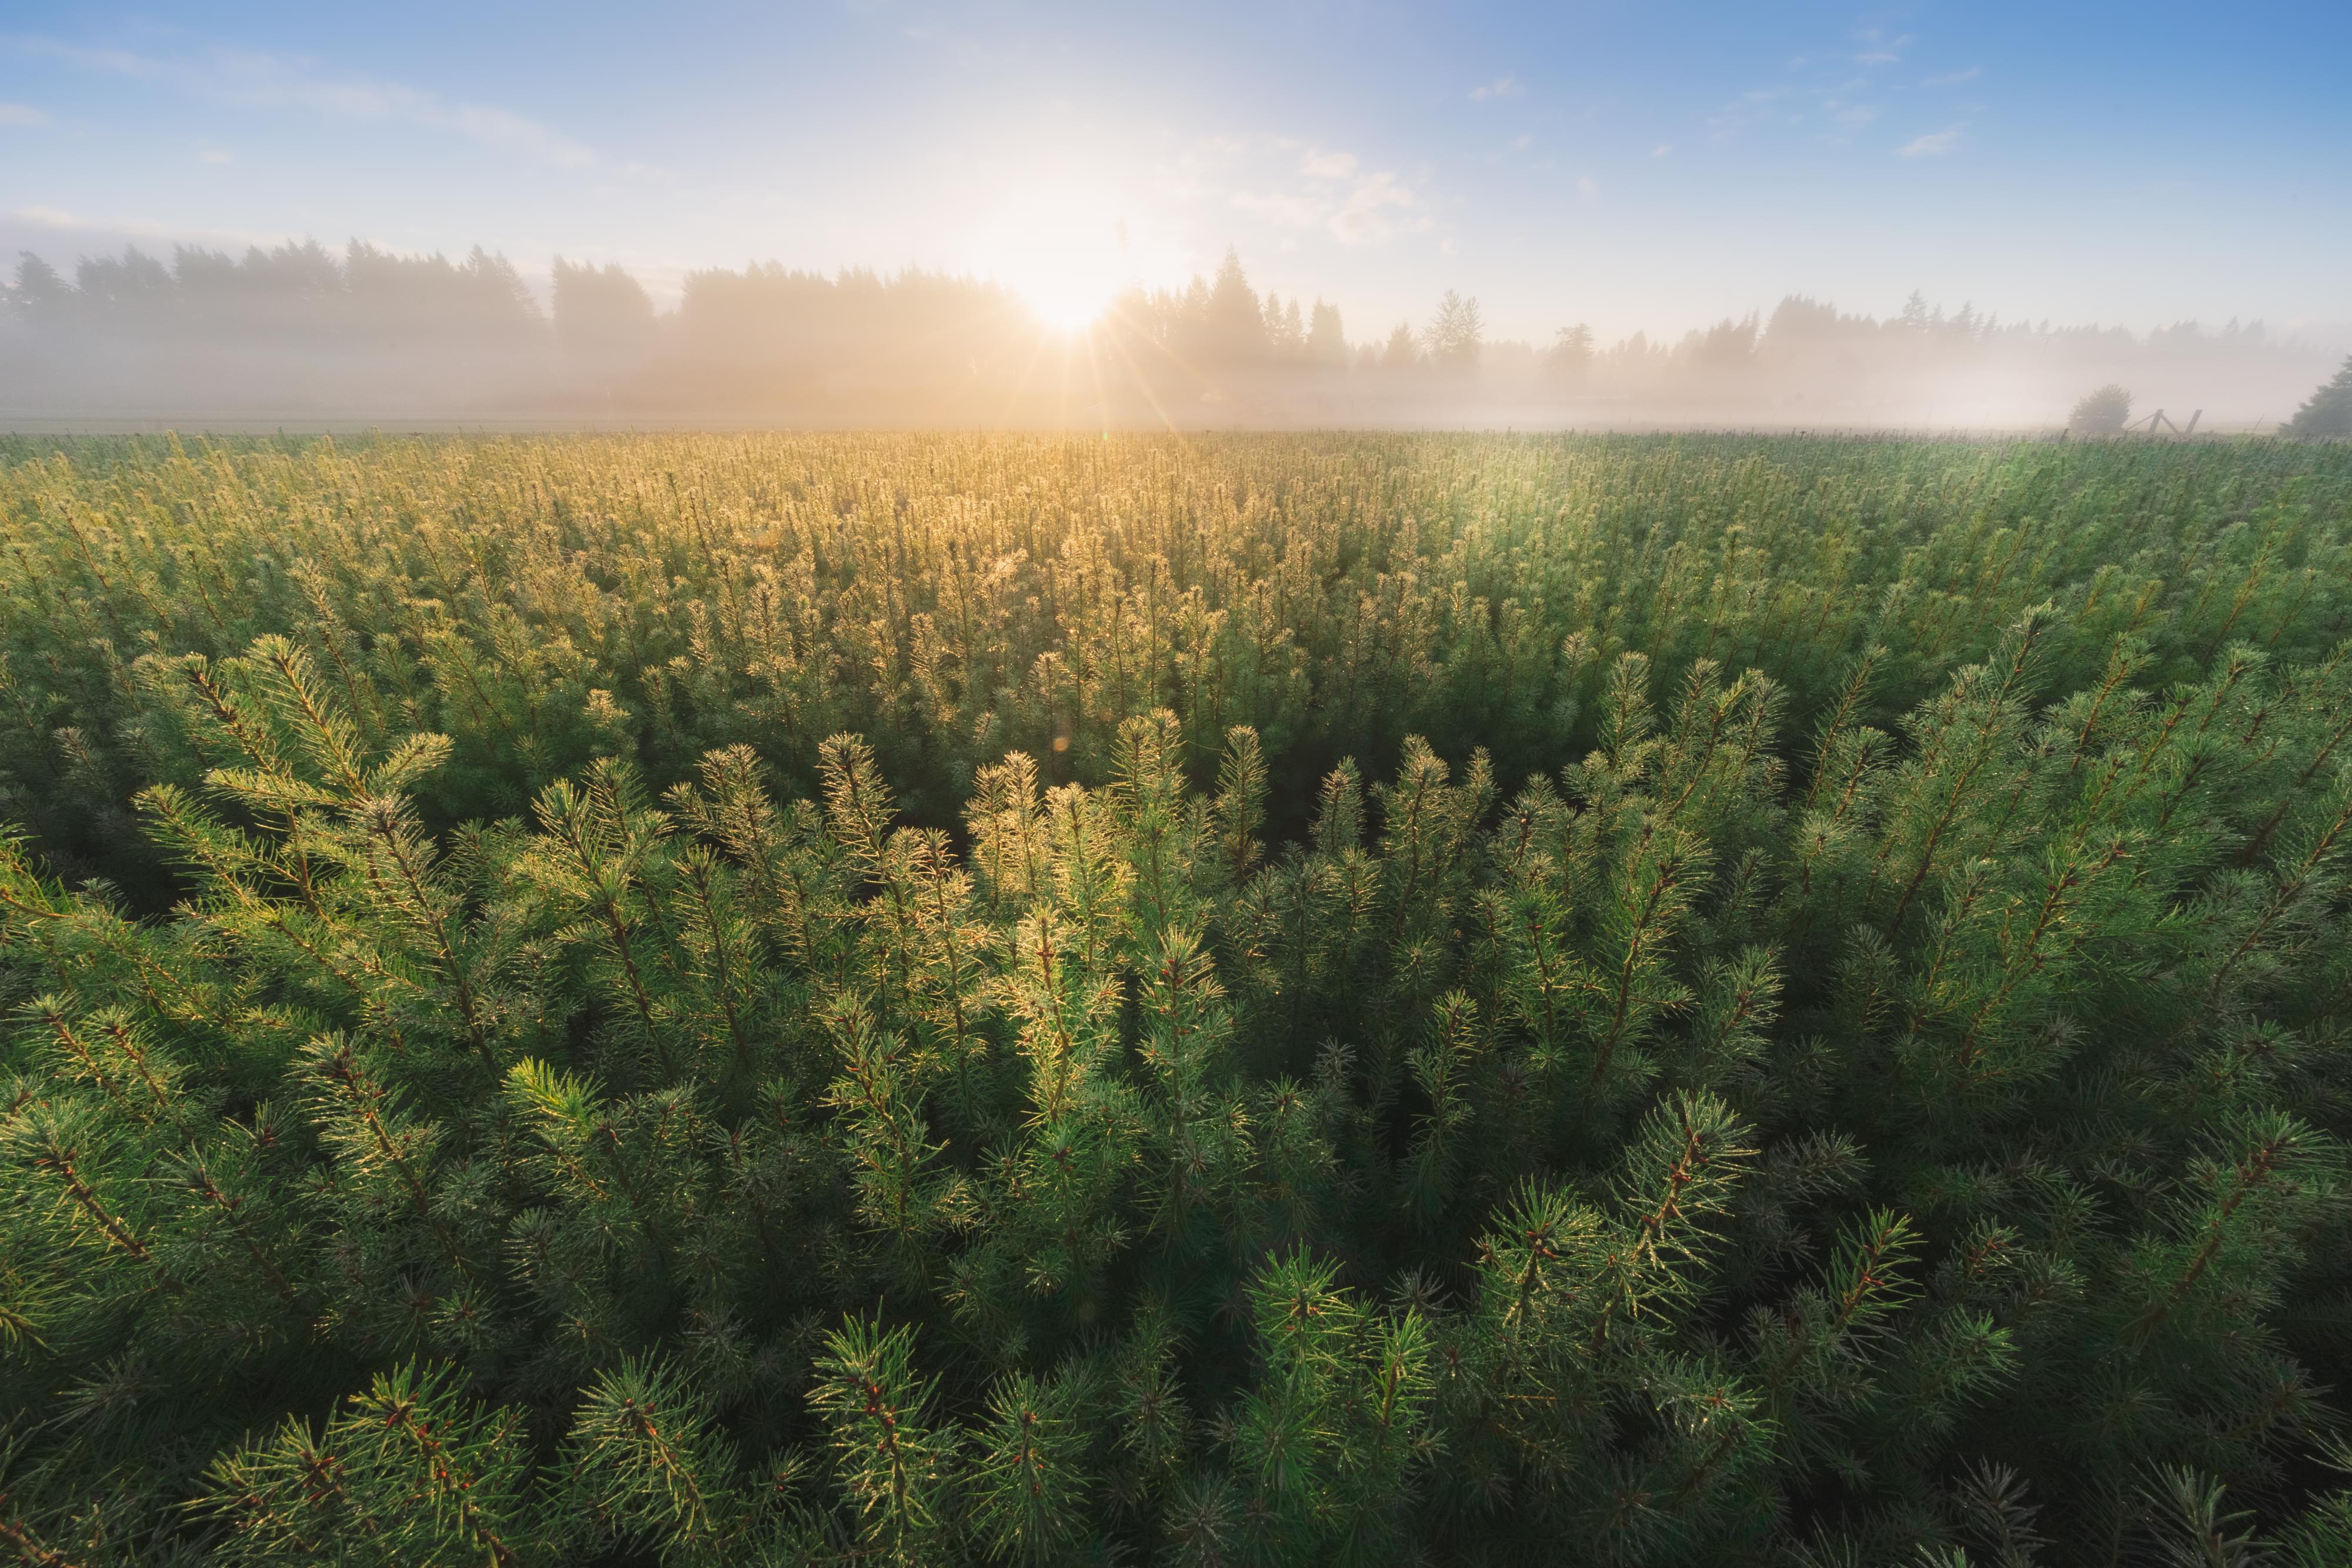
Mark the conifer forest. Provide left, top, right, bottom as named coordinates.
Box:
left=6, top=429, right=2352, bottom=1567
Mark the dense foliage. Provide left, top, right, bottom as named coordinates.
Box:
left=2, top=431, right=2351, bottom=1566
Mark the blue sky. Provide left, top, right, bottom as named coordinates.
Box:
left=4, top=1, right=2347, bottom=342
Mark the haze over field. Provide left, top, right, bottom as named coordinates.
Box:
left=3, top=0, right=2347, bottom=428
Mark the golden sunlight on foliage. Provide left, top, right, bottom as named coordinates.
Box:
left=1, top=431, right=2350, bottom=1563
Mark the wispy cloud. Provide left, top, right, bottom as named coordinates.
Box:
left=201, top=148, right=234, bottom=165
left=1175, top=135, right=1434, bottom=248
left=13, top=35, right=599, bottom=168
left=1898, top=126, right=1965, bottom=157
left=1576, top=175, right=1600, bottom=197
left=1720, top=29, right=1981, bottom=153
left=11, top=203, right=289, bottom=248
left=1708, top=87, right=1789, bottom=141
left=1469, top=73, right=1523, bottom=102
left=894, top=18, right=1030, bottom=66
left=1507, top=133, right=1532, bottom=152
left=1230, top=188, right=1327, bottom=227
left=1329, top=170, right=1423, bottom=243
left=1651, top=142, right=1671, bottom=158
left=0, top=101, right=49, bottom=126
left=1852, top=29, right=1913, bottom=65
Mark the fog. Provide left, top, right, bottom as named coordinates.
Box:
left=3, top=240, right=2343, bottom=433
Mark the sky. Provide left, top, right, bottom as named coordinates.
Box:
left=3, top=1, right=2348, bottom=344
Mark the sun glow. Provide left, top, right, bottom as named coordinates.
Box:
left=1018, top=270, right=1120, bottom=334
left=973, top=190, right=1134, bottom=335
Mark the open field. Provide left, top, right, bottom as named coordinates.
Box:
left=3, top=432, right=2351, bottom=1563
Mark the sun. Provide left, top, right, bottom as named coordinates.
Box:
left=974, top=191, right=1133, bottom=335
left=1017, top=269, right=1120, bottom=335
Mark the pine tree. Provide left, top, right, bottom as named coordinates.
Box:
left=2281, top=353, right=2352, bottom=438
left=0, top=432, right=2348, bottom=1563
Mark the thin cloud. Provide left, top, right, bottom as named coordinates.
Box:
left=1898, top=126, right=1965, bottom=156
left=1922, top=66, right=1982, bottom=86
left=202, top=148, right=234, bottom=165
left=12, top=204, right=289, bottom=248
left=1238, top=169, right=1426, bottom=246
left=14, top=35, right=598, bottom=169
left=1853, top=29, right=1912, bottom=65
left=1576, top=175, right=1600, bottom=196
left=1231, top=188, right=1327, bottom=226
left=1330, top=170, right=1427, bottom=244
left=1182, top=134, right=1434, bottom=247
left=1651, top=143, right=1671, bottom=157
left=1708, top=88, right=1788, bottom=141
left=894, top=18, right=1030, bottom=66
left=1469, top=73, right=1524, bottom=102
left=1507, top=133, right=1532, bottom=152
left=0, top=101, right=48, bottom=126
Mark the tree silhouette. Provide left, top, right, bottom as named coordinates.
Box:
left=1201, top=247, right=1267, bottom=365
left=1426, top=289, right=1483, bottom=370
left=553, top=258, right=657, bottom=364
left=2070, top=383, right=2133, bottom=434
left=2282, top=354, right=2352, bottom=437
left=1548, top=322, right=1595, bottom=379
left=0, top=238, right=2340, bottom=426
left=1308, top=299, right=1348, bottom=369
left=1379, top=319, right=1419, bottom=372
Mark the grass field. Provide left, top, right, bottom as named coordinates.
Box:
left=3, top=432, right=2350, bottom=1564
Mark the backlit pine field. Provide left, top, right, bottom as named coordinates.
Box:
left=4, top=432, right=2352, bottom=1566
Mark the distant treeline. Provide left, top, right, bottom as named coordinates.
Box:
left=2, top=239, right=2341, bottom=427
